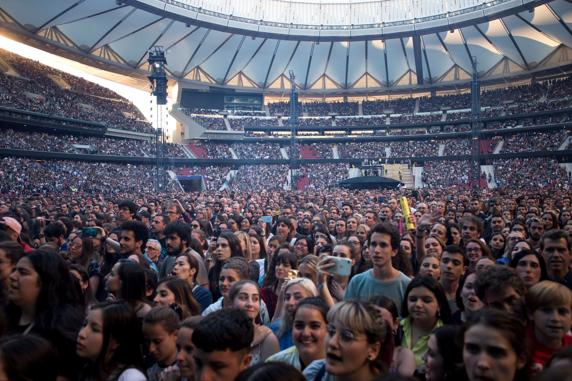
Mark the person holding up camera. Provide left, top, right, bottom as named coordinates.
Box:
left=317, top=243, right=354, bottom=308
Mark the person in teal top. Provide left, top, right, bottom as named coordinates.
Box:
left=399, top=276, right=452, bottom=369
left=345, top=223, right=411, bottom=312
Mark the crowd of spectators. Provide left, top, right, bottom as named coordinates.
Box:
left=298, top=163, right=350, bottom=189
left=421, top=160, right=472, bottom=188
left=190, top=142, right=284, bottom=159
left=334, top=116, right=385, bottom=127
left=338, top=141, right=387, bottom=158
left=388, top=140, right=440, bottom=157
left=266, top=101, right=292, bottom=115
left=2, top=53, right=572, bottom=381
left=2, top=151, right=567, bottom=193
left=0, top=154, right=569, bottom=195
left=201, top=143, right=232, bottom=159
left=443, top=139, right=472, bottom=156
left=363, top=97, right=417, bottom=114
left=227, top=117, right=279, bottom=131
left=232, top=142, right=283, bottom=159
left=184, top=113, right=227, bottom=131
left=444, top=111, right=471, bottom=122
left=297, top=143, right=334, bottom=159
left=0, top=128, right=187, bottom=157
left=389, top=113, right=443, bottom=125
left=186, top=77, right=572, bottom=145
left=228, top=165, right=290, bottom=190
left=337, top=140, right=441, bottom=159
left=0, top=49, right=154, bottom=133
left=262, top=76, right=572, bottom=120
left=0, top=153, right=571, bottom=381
left=268, top=101, right=358, bottom=116
left=500, top=130, right=569, bottom=153
left=493, top=158, right=570, bottom=189
left=419, top=93, right=471, bottom=111
left=297, top=117, right=333, bottom=127
left=0, top=157, right=168, bottom=195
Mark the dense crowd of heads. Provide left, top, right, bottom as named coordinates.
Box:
left=227, top=165, right=291, bottom=191
left=0, top=183, right=570, bottom=381
left=0, top=128, right=187, bottom=157
left=184, top=113, right=227, bottom=131
left=492, top=158, right=571, bottom=190
left=228, top=117, right=279, bottom=131
left=263, top=77, right=572, bottom=117
left=232, top=143, right=283, bottom=160
left=0, top=49, right=154, bottom=133
left=501, top=131, right=569, bottom=153
left=0, top=157, right=173, bottom=195
left=297, top=163, right=351, bottom=190
left=2, top=49, right=572, bottom=381
left=0, top=154, right=568, bottom=194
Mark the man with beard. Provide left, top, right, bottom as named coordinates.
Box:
left=484, top=214, right=506, bottom=242
left=210, top=201, right=222, bottom=224
left=150, top=214, right=168, bottom=258
left=527, top=217, right=545, bottom=251
left=160, top=221, right=209, bottom=289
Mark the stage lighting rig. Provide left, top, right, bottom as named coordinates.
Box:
left=147, top=46, right=168, bottom=105
left=147, top=46, right=169, bottom=191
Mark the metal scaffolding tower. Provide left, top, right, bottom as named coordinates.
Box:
left=470, top=57, right=482, bottom=189
left=148, top=47, right=168, bottom=192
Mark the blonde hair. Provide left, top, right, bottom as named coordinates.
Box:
left=526, top=280, right=572, bottom=312
left=328, top=301, right=387, bottom=374
left=234, top=231, right=253, bottom=260
left=283, top=277, right=319, bottom=298
left=277, top=278, right=319, bottom=338
left=356, top=224, right=370, bottom=235
left=299, top=255, right=319, bottom=275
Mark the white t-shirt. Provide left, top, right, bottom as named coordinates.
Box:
left=118, top=368, right=147, bottom=381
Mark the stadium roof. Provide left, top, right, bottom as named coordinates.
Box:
left=2, top=0, right=572, bottom=94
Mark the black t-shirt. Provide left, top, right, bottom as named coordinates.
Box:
left=10, top=305, right=84, bottom=380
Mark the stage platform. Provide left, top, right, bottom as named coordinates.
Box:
left=338, top=176, right=403, bottom=189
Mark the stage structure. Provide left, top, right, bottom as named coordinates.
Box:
left=288, top=70, right=300, bottom=188
left=338, top=176, right=403, bottom=190
left=360, top=158, right=385, bottom=177
left=147, top=46, right=168, bottom=192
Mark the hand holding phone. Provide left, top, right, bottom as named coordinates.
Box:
left=285, top=269, right=298, bottom=281
left=319, top=256, right=352, bottom=277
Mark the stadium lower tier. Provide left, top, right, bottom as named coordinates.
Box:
left=0, top=157, right=569, bottom=195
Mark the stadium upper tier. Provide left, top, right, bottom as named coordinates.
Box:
left=0, top=48, right=155, bottom=134
left=2, top=0, right=572, bottom=92
left=180, top=76, right=572, bottom=134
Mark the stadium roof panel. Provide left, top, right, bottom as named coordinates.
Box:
left=1, top=0, right=572, bottom=93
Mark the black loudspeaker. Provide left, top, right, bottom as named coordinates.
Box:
left=178, top=176, right=204, bottom=192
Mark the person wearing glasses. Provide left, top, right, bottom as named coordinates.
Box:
left=303, top=301, right=389, bottom=381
